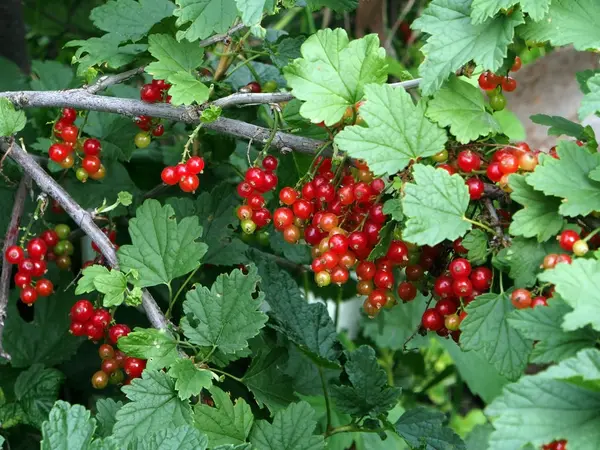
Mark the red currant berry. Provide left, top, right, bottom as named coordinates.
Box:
left=435, top=298, right=458, bottom=316
left=161, top=166, right=178, bottom=185
left=108, top=324, right=131, bottom=344
left=91, top=308, right=112, bottom=328
left=40, top=229, right=60, bottom=248
left=466, top=177, right=485, bottom=200
left=531, top=296, right=548, bottom=308
left=283, top=225, right=300, bottom=244
left=152, top=124, right=165, bottom=137
left=498, top=153, right=519, bottom=174
left=558, top=230, right=580, bottom=252
left=99, top=344, right=115, bottom=360
left=245, top=82, right=262, bottom=93
left=140, top=84, right=162, bottom=103
left=486, top=162, right=503, bottom=182
left=369, top=204, right=387, bottom=224
left=70, top=299, right=94, bottom=323
left=434, top=275, right=454, bottom=298
left=368, top=289, right=387, bottom=310
left=83, top=138, right=102, bottom=156
left=437, top=164, right=456, bottom=175
left=236, top=181, right=253, bottom=198
left=273, top=207, right=294, bottom=230
left=262, top=155, right=278, bottom=171
left=292, top=199, right=313, bottom=220
left=478, top=71, right=498, bottom=91
left=397, top=281, right=417, bottom=302
left=356, top=261, right=376, bottom=281
left=14, top=272, right=31, bottom=288
left=186, top=156, right=205, bottom=175
left=371, top=178, right=385, bottom=193
left=27, top=238, right=48, bottom=260
left=373, top=270, right=394, bottom=290
left=263, top=171, right=278, bottom=191
left=18, top=258, right=35, bottom=274
left=511, top=288, right=532, bottom=309
left=252, top=208, right=271, bottom=228
left=279, top=187, right=298, bottom=205
left=470, top=267, right=492, bottom=291
left=331, top=266, right=349, bottom=284
left=5, top=245, right=24, bottom=264
left=511, top=56, right=522, bottom=72
left=452, top=277, right=473, bottom=298
left=82, top=156, right=101, bottom=174
left=386, top=240, right=409, bottom=265
left=35, top=279, right=54, bottom=297
left=179, top=174, right=199, bottom=192
left=61, top=107, right=77, bottom=123
left=236, top=205, right=253, bottom=221
left=301, top=181, right=315, bottom=200
left=124, top=357, right=146, bottom=378
left=61, top=124, right=79, bottom=143
left=457, top=150, right=481, bottom=172
left=449, top=258, right=472, bottom=278
left=453, top=238, right=468, bottom=254
left=20, top=286, right=38, bottom=305
left=101, top=358, right=119, bottom=375
left=49, top=143, right=69, bottom=162
left=422, top=308, right=444, bottom=331
left=31, top=259, right=47, bottom=277
left=69, top=321, right=86, bottom=336
left=501, top=76, right=517, bottom=92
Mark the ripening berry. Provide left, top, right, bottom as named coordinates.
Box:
left=572, top=239, right=589, bottom=256
left=558, top=230, right=580, bottom=252
left=511, top=288, right=532, bottom=309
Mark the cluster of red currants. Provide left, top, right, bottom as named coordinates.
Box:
left=91, top=226, right=118, bottom=254
left=134, top=79, right=171, bottom=149
left=93, top=343, right=146, bottom=389
left=477, top=56, right=522, bottom=111
left=4, top=224, right=74, bottom=304
left=542, top=440, right=567, bottom=450
left=49, top=108, right=106, bottom=182
left=235, top=155, right=280, bottom=233
left=160, top=156, right=206, bottom=193
left=433, top=142, right=538, bottom=194
left=556, top=229, right=598, bottom=258
left=421, top=257, right=493, bottom=340
left=510, top=288, right=549, bottom=310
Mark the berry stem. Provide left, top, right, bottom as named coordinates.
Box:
left=319, top=366, right=333, bottom=432
left=211, top=367, right=244, bottom=383
left=463, top=217, right=497, bottom=235
left=19, top=193, right=48, bottom=247
left=583, top=227, right=600, bottom=243
left=167, top=265, right=201, bottom=318
left=182, top=123, right=204, bottom=163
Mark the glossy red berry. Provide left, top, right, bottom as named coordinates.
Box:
left=5, top=245, right=24, bottom=264
left=470, top=267, right=492, bottom=291
left=331, top=266, right=349, bottom=284
left=422, top=308, right=444, bottom=331
left=435, top=298, right=458, bottom=316
left=61, top=107, right=77, bottom=123
left=368, top=289, right=387, bottom=310
left=31, top=259, right=47, bottom=277
left=82, top=156, right=101, bottom=174
left=501, top=77, right=517, bottom=92
left=140, top=83, right=162, bottom=103
left=434, top=275, right=454, bottom=298
left=531, top=296, right=548, bottom=308
left=70, top=299, right=94, bottom=323
left=252, top=208, right=271, bottom=228
left=292, top=199, right=313, bottom=220
left=486, top=162, right=503, bottom=182
left=186, top=156, right=205, bottom=175
left=511, top=288, right=532, bottom=309
left=35, top=279, right=54, bottom=297
left=356, top=261, right=376, bottom=280
left=69, top=321, right=86, bottom=336
left=374, top=270, right=394, bottom=290
left=466, top=177, right=485, bottom=200
left=49, top=143, right=69, bottom=162
left=14, top=272, right=31, bottom=288
left=245, top=167, right=266, bottom=191
left=397, top=282, right=417, bottom=302
left=152, top=124, right=165, bottom=137
left=449, top=258, right=472, bottom=279
left=40, top=230, right=60, bottom=248
left=273, top=207, right=294, bottom=230
left=498, top=153, right=519, bottom=174
left=511, top=56, right=522, bottom=72
left=452, top=277, right=473, bottom=298
left=99, top=344, right=115, bottom=360
left=91, top=308, right=112, bottom=328
left=457, top=151, right=481, bottom=172
left=101, top=358, right=119, bottom=375
left=262, top=155, right=278, bottom=171
left=161, top=166, right=178, bottom=185
left=478, top=71, right=497, bottom=91
left=108, top=324, right=131, bottom=344
left=558, top=230, right=580, bottom=252
left=279, top=187, right=297, bottom=206
left=124, top=357, right=146, bottom=378
left=20, top=286, right=38, bottom=305
left=61, top=124, right=79, bottom=142
left=83, top=138, right=102, bottom=156
left=245, top=82, right=262, bottom=93
left=263, top=172, right=278, bottom=191
left=179, top=174, right=199, bottom=192
left=386, top=240, right=409, bottom=265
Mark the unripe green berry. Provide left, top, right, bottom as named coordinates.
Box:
left=572, top=239, right=589, bottom=257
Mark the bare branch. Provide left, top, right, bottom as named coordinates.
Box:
left=0, top=138, right=170, bottom=331
left=483, top=197, right=510, bottom=246
left=198, top=22, right=245, bottom=48
left=86, top=66, right=146, bottom=95
left=0, top=175, right=30, bottom=360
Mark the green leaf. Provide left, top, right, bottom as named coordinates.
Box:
left=129, top=425, right=208, bottom=450
left=41, top=401, right=96, bottom=450
left=15, top=365, right=64, bottom=428
left=242, top=348, right=297, bottom=414
left=367, top=221, right=395, bottom=261
left=146, top=33, right=205, bottom=88
left=90, top=0, right=175, bottom=43
left=165, top=71, right=211, bottom=106
left=402, top=164, right=471, bottom=246
left=305, top=0, right=357, bottom=11
left=493, top=109, right=526, bottom=142
left=259, top=261, right=341, bottom=366
left=174, top=0, right=238, bottom=42
left=30, top=60, right=74, bottom=91
left=579, top=73, right=600, bottom=121
left=538, top=258, right=600, bottom=332
left=335, top=84, right=447, bottom=176
left=460, top=293, right=532, bottom=380
left=181, top=265, right=267, bottom=354
left=96, top=398, right=123, bottom=437
left=283, top=28, right=387, bottom=126
left=439, top=338, right=509, bottom=403
left=194, top=386, right=253, bottom=446
left=462, top=229, right=489, bottom=265
left=394, top=407, right=466, bottom=450
left=168, top=359, right=213, bottom=400
left=65, top=35, right=147, bottom=78
left=495, top=237, right=560, bottom=287
left=526, top=141, right=600, bottom=217
left=113, top=370, right=192, bottom=445
left=519, top=0, right=600, bottom=51
left=3, top=290, right=82, bottom=368
left=118, top=199, right=207, bottom=287
left=330, top=346, right=401, bottom=417
left=117, top=328, right=179, bottom=370
left=250, top=401, right=325, bottom=450
left=382, top=198, right=403, bottom=221
left=0, top=98, right=26, bottom=137
left=76, top=264, right=111, bottom=295
left=471, top=0, right=550, bottom=23
left=412, top=1, right=523, bottom=95
left=530, top=114, right=587, bottom=139
left=235, top=0, right=265, bottom=25
left=486, top=348, right=600, bottom=450
left=96, top=270, right=129, bottom=307
left=508, top=296, right=598, bottom=363
left=362, top=293, right=430, bottom=351
left=508, top=174, right=563, bottom=242
left=269, top=36, right=304, bottom=69
left=195, top=186, right=249, bottom=265
left=426, top=76, right=500, bottom=144
left=577, top=69, right=600, bottom=94
left=83, top=112, right=138, bottom=162
left=465, top=424, right=493, bottom=450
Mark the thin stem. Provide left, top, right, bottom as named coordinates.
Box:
left=199, top=345, right=217, bottom=364
left=226, top=54, right=263, bottom=78
left=211, top=367, right=244, bottom=383
left=304, top=7, right=317, bottom=34
left=334, top=286, right=342, bottom=330
left=18, top=194, right=47, bottom=247
left=379, top=349, right=395, bottom=387
left=169, top=265, right=200, bottom=316
left=583, top=227, right=600, bottom=243
left=165, top=283, right=174, bottom=319
left=325, top=424, right=385, bottom=438
left=182, top=123, right=204, bottom=162
left=464, top=217, right=497, bottom=235
left=273, top=7, right=302, bottom=30
left=319, top=366, right=333, bottom=432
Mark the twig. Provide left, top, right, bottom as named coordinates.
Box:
left=384, top=0, right=417, bottom=51
left=402, top=295, right=433, bottom=352
left=86, top=66, right=146, bottom=95
left=484, top=182, right=506, bottom=200
left=197, top=22, right=245, bottom=48
left=0, top=175, right=30, bottom=360
left=483, top=197, right=509, bottom=245
left=0, top=138, right=169, bottom=331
